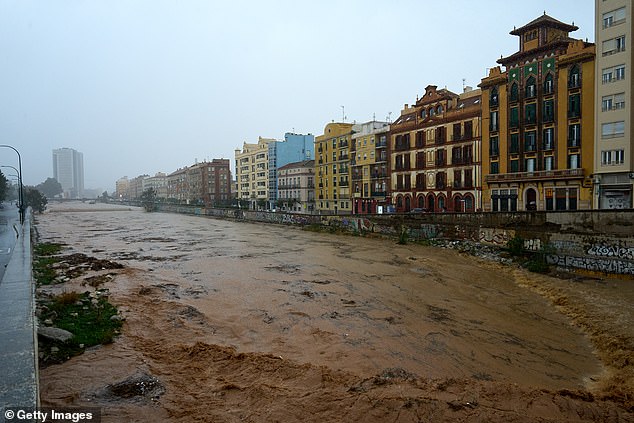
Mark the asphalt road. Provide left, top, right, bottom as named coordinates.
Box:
left=0, top=203, right=20, bottom=281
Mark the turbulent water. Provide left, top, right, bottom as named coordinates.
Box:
left=36, top=202, right=634, bottom=422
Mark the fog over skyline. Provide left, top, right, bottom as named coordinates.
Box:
left=0, top=0, right=594, bottom=193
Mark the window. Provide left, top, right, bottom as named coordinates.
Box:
left=525, top=76, right=536, bottom=98
left=543, top=127, right=554, bottom=150
left=543, top=99, right=554, bottom=122
left=421, top=109, right=427, bottom=119
left=615, top=65, right=626, bottom=80
left=568, top=153, right=580, bottom=169
left=544, top=156, right=554, bottom=171
left=602, top=94, right=614, bottom=111
left=510, top=159, right=519, bottom=172
left=510, top=133, right=520, bottom=154
left=525, top=158, right=536, bottom=172
left=510, top=107, right=519, bottom=128
left=602, top=67, right=614, bottom=83
left=437, top=105, right=443, bottom=114
left=568, top=93, right=581, bottom=118
left=489, top=136, right=499, bottom=157
left=490, top=161, right=499, bottom=174
left=603, top=36, right=626, bottom=55
left=603, top=7, right=626, bottom=28
left=546, top=187, right=578, bottom=211
left=510, top=82, right=519, bottom=102
left=568, top=65, right=580, bottom=88
left=489, top=111, right=498, bottom=131
left=524, top=131, right=536, bottom=152
left=568, top=123, right=581, bottom=147
left=543, top=73, right=554, bottom=94
left=490, top=87, right=499, bottom=106
left=601, top=121, right=626, bottom=138
left=525, top=103, right=537, bottom=124
left=601, top=149, right=625, bottom=165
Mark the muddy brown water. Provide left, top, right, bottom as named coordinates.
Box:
left=36, top=202, right=633, bottom=422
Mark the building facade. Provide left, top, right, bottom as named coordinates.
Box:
left=115, top=176, right=129, bottom=200
left=389, top=85, right=482, bottom=213
left=351, top=121, right=390, bottom=214
left=52, top=147, right=84, bottom=198
left=480, top=14, right=595, bottom=212
left=235, top=137, right=274, bottom=209
left=268, top=133, right=315, bottom=209
left=143, top=172, right=168, bottom=199
left=277, top=159, right=315, bottom=213
left=594, top=0, right=633, bottom=208
left=315, top=122, right=355, bottom=214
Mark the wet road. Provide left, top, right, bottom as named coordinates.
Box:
left=0, top=203, right=20, bottom=281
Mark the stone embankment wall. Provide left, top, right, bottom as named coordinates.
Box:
left=158, top=205, right=634, bottom=276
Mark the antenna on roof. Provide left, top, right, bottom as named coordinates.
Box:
left=341, top=105, right=346, bottom=122
left=462, top=78, right=466, bottom=91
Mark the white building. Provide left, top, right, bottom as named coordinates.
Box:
left=52, top=148, right=84, bottom=198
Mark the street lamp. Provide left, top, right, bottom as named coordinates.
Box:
left=0, top=145, right=24, bottom=224
left=1, top=166, right=20, bottom=208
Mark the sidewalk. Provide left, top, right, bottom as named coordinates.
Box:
left=0, top=208, right=39, bottom=409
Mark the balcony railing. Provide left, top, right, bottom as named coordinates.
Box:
left=485, top=168, right=585, bottom=183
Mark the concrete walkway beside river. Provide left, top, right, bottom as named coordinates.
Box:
left=0, top=208, right=38, bottom=410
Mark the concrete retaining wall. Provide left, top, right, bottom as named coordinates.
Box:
left=158, top=205, right=634, bottom=276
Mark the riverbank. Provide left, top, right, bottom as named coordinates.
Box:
left=36, top=202, right=633, bottom=421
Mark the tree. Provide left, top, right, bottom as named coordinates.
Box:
left=0, top=171, right=8, bottom=203
left=36, top=178, right=63, bottom=199
left=140, top=188, right=157, bottom=212
left=24, top=187, right=47, bottom=213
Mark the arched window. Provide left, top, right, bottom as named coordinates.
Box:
left=525, top=76, right=536, bottom=98
left=543, top=73, right=554, bottom=94
left=437, top=105, right=443, bottom=114
left=417, top=195, right=425, bottom=209
left=453, top=195, right=463, bottom=212
left=438, top=195, right=446, bottom=211
left=427, top=194, right=435, bottom=212
left=464, top=194, right=474, bottom=211
left=396, top=195, right=403, bottom=209
left=421, top=109, right=427, bottom=119
left=568, top=65, right=580, bottom=88
left=490, top=87, right=499, bottom=106
left=429, top=107, right=435, bottom=117
left=404, top=195, right=411, bottom=212
left=510, top=82, right=519, bottom=102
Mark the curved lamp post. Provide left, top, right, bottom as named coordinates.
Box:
left=1, top=165, right=21, bottom=209
left=0, top=145, right=24, bottom=224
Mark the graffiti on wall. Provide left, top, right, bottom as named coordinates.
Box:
left=476, top=228, right=513, bottom=246
left=523, top=238, right=542, bottom=251
left=587, top=244, right=634, bottom=260
left=547, top=255, right=634, bottom=275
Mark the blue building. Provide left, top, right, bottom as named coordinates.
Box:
left=268, top=132, right=315, bottom=209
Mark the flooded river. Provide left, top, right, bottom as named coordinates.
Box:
left=36, top=202, right=633, bottom=422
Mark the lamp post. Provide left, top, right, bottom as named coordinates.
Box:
left=1, top=166, right=20, bottom=207
left=0, top=145, right=24, bottom=224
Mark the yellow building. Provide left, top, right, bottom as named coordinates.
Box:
left=315, top=122, right=354, bottom=214
left=480, top=14, right=595, bottom=211
left=351, top=121, right=390, bottom=214
left=234, top=137, right=275, bottom=210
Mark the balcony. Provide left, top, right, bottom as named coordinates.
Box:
left=485, top=168, right=585, bottom=183
left=371, top=191, right=387, bottom=198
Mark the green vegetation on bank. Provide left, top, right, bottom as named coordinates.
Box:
left=33, top=242, right=124, bottom=365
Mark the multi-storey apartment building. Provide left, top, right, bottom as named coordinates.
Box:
left=52, top=147, right=84, bottom=199
left=315, top=122, right=355, bottom=214
left=268, top=133, right=314, bottom=209
left=595, top=0, right=632, bottom=208
left=143, top=172, right=168, bottom=199
left=480, top=14, right=595, bottom=212
left=277, top=159, right=315, bottom=213
left=390, top=85, right=482, bottom=212
left=115, top=176, right=129, bottom=200
left=235, top=137, right=275, bottom=209
left=167, top=167, right=188, bottom=203
left=351, top=121, right=390, bottom=214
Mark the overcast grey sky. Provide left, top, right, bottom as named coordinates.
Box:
left=0, top=0, right=594, bottom=193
